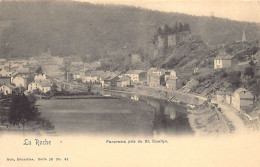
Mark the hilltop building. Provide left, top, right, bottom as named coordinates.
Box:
left=214, top=52, right=234, bottom=69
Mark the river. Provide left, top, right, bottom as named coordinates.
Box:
left=36, top=94, right=194, bottom=136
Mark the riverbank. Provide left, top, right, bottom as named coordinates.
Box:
left=100, top=86, right=245, bottom=136
left=188, top=101, right=234, bottom=136
left=52, top=95, right=117, bottom=100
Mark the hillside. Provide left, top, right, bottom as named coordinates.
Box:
left=0, top=1, right=259, bottom=60
left=169, top=39, right=260, bottom=98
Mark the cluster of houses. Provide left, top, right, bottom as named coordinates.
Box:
left=69, top=67, right=178, bottom=90
left=0, top=59, right=54, bottom=95
left=216, top=88, right=255, bottom=112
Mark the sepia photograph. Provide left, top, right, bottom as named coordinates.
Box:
left=0, top=0, right=259, bottom=166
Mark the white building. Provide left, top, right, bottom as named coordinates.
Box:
left=12, top=76, right=32, bottom=88
left=28, top=80, right=52, bottom=93
left=0, top=84, right=15, bottom=95
left=125, top=70, right=146, bottom=84
left=34, top=73, right=47, bottom=82
left=117, top=76, right=131, bottom=87
left=71, top=61, right=84, bottom=67
left=52, top=56, right=63, bottom=65
left=0, top=59, right=7, bottom=65
left=231, top=88, right=254, bottom=111
left=0, top=68, right=12, bottom=77
left=214, top=52, right=234, bottom=69
left=164, top=69, right=177, bottom=81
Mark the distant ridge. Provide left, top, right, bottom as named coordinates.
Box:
left=0, top=1, right=259, bottom=59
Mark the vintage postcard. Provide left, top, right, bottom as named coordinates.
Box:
left=0, top=0, right=260, bottom=166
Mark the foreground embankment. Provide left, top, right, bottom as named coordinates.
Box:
left=99, top=86, right=238, bottom=135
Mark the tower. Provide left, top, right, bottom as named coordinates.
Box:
left=242, top=29, right=246, bottom=42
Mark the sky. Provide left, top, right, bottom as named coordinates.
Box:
left=74, top=0, right=260, bottom=23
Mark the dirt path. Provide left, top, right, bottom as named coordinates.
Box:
left=212, top=100, right=248, bottom=134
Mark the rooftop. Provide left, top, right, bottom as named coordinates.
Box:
left=125, top=70, right=145, bottom=75
left=215, top=52, right=234, bottom=60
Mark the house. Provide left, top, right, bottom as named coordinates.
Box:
left=28, top=80, right=52, bottom=93
left=0, top=84, right=16, bottom=95
left=16, top=67, right=30, bottom=74
left=216, top=91, right=226, bottom=102
left=148, top=68, right=167, bottom=75
left=65, top=72, right=73, bottom=82
left=0, top=59, right=6, bottom=65
left=84, top=70, right=113, bottom=83
left=0, top=68, right=12, bottom=77
left=225, top=91, right=233, bottom=105
left=103, top=76, right=120, bottom=88
left=117, top=76, right=131, bottom=87
left=166, top=77, right=177, bottom=90
left=29, top=57, right=38, bottom=65
left=164, top=70, right=177, bottom=80
left=28, top=82, right=41, bottom=92
left=125, top=70, right=146, bottom=84
left=52, top=56, right=63, bottom=65
left=231, top=88, right=254, bottom=111
left=148, top=73, right=164, bottom=87
left=40, top=80, right=52, bottom=93
left=71, top=61, right=84, bottom=67
left=147, top=68, right=167, bottom=86
left=214, top=52, right=234, bottom=69
left=12, top=75, right=33, bottom=88
left=34, top=73, right=47, bottom=82
left=0, top=76, right=11, bottom=85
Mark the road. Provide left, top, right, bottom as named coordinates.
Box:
left=212, top=100, right=248, bottom=134
left=182, top=92, right=248, bottom=134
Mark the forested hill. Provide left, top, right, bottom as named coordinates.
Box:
left=0, top=1, right=259, bottom=59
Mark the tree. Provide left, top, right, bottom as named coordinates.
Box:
left=227, top=71, right=241, bottom=88
left=157, top=27, right=163, bottom=36
left=183, top=22, right=191, bottom=31
left=8, top=94, right=41, bottom=127
left=163, top=24, right=171, bottom=35
left=87, top=85, right=91, bottom=94
left=173, top=22, right=179, bottom=33
left=249, top=60, right=255, bottom=67
left=36, top=66, right=43, bottom=74
left=252, top=82, right=260, bottom=97
left=244, top=67, right=254, bottom=78
left=178, top=23, right=184, bottom=32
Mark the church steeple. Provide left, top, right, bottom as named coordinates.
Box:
left=242, top=29, right=246, bottom=42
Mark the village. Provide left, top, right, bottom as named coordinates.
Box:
left=0, top=23, right=259, bottom=134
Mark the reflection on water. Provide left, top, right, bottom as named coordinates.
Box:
left=37, top=92, right=193, bottom=136
left=105, top=91, right=194, bottom=136
left=138, top=96, right=194, bottom=135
